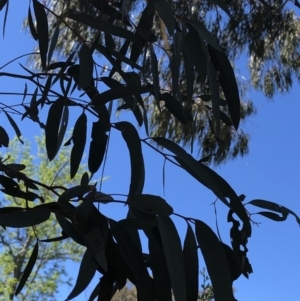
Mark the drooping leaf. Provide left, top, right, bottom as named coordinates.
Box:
left=2, top=0, right=8, bottom=36
left=79, top=43, right=94, bottom=89
left=257, top=211, right=287, bottom=221
left=115, top=122, right=144, bottom=196
left=220, top=110, right=233, bottom=126
left=162, top=93, right=189, bottom=124
left=195, top=219, right=235, bottom=301
left=118, top=217, right=158, bottom=230
left=183, top=223, right=199, bottom=301
left=150, top=44, right=161, bottom=110
left=33, top=0, right=48, bottom=70
left=15, top=241, right=39, bottom=296
left=0, top=125, right=9, bottom=147
left=81, top=172, right=89, bottom=186
left=157, top=215, right=186, bottom=301
left=148, top=234, right=172, bottom=301
left=56, top=213, right=85, bottom=246
left=66, top=249, right=97, bottom=300
left=222, top=243, right=242, bottom=282
left=0, top=207, right=50, bottom=228
left=48, top=23, right=59, bottom=64
left=45, top=97, right=64, bottom=161
left=172, top=31, right=182, bottom=98
left=70, top=112, right=87, bottom=179
left=28, top=6, right=38, bottom=40
left=208, top=45, right=241, bottom=130
left=58, top=185, right=94, bottom=202
left=153, top=0, right=175, bottom=35
left=56, top=103, right=69, bottom=154
left=4, top=111, right=23, bottom=144
left=249, top=199, right=300, bottom=226
left=185, top=19, right=221, bottom=51
left=129, top=194, right=173, bottom=216
left=109, top=220, right=152, bottom=301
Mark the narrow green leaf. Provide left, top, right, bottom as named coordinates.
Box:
left=70, top=113, right=87, bottom=179
left=109, top=220, right=152, bottom=301
left=185, top=19, right=221, bottom=51
left=153, top=0, right=175, bottom=35
left=115, top=122, right=144, bottom=196
left=150, top=44, right=161, bottom=110
left=129, top=194, right=173, bottom=216
left=0, top=126, right=9, bottom=147
left=28, top=6, right=38, bottom=40
left=15, top=242, right=38, bottom=296
left=48, top=23, right=59, bottom=64
left=45, top=98, right=64, bottom=161
left=4, top=111, right=23, bottom=143
left=0, top=207, right=50, bottom=228
left=208, top=45, right=240, bottom=129
left=66, top=249, right=97, bottom=300
left=195, top=219, right=235, bottom=301
left=183, top=223, right=199, bottom=301
left=157, top=215, right=186, bottom=301
left=33, top=0, right=48, bottom=70
left=79, top=43, right=94, bottom=89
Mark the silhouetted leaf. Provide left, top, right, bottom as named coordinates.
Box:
left=185, top=19, right=221, bottom=51
left=208, top=45, right=240, bottom=129
left=66, top=249, right=97, bottom=300
left=110, top=220, right=152, bottom=301
left=257, top=211, right=286, bottom=221
left=28, top=6, right=38, bottom=40
left=94, top=191, right=114, bottom=204
left=115, top=122, right=144, bottom=196
left=58, top=185, right=94, bottom=202
left=153, top=0, right=175, bottom=35
left=183, top=223, right=199, bottom=301
left=130, top=194, right=173, bottom=216
left=0, top=126, right=9, bottom=147
left=249, top=199, right=300, bottom=226
left=57, top=103, right=69, bottom=154
left=222, top=243, right=242, bottom=282
left=68, top=13, right=139, bottom=44
left=4, top=111, right=23, bottom=144
left=56, top=213, right=85, bottom=246
left=70, top=113, right=87, bottom=179
left=15, top=241, right=38, bottom=296
left=172, top=31, right=181, bottom=97
left=0, top=207, right=50, bottom=227
left=33, top=0, right=48, bottom=70
left=81, top=172, right=89, bottom=185
left=220, top=110, right=233, bottom=126
left=150, top=44, right=160, bottom=110
left=162, top=93, right=189, bottom=124
left=157, top=215, right=186, bottom=301
left=1, top=0, right=8, bottom=36
left=45, top=97, right=64, bottom=161
left=79, top=43, right=93, bottom=89
left=195, top=219, right=235, bottom=301
left=0, top=0, right=7, bottom=11
left=119, top=217, right=158, bottom=230
left=48, top=23, right=59, bottom=64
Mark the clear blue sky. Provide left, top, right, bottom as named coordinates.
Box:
left=1, top=1, right=300, bottom=301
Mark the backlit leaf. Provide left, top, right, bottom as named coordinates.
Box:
left=70, top=113, right=87, bottom=179
left=66, top=249, right=97, bottom=300
left=195, top=219, right=235, bottom=301
left=79, top=43, right=94, bottom=89
left=45, top=97, right=64, bottom=161
left=15, top=242, right=38, bottom=296
left=115, top=122, right=144, bottom=196
left=0, top=125, right=9, bottom=147
left=129, top=194, right=173, bottom=216
left=183, top=223, right=198, bottom=301
left=157, top=215, right=186, bottom=301
left=208, top=45, right=240, bottom=129
left=153, top=0, right=175, bottom=35
left=4, top=111, right=23, bottom=144
left=33, top=0, right=48, bottom=70
left=110, top=220, right=152, bottom=301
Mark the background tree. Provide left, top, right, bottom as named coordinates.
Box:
left=0, top=1, right=298, bottom=301
left=0, top=135, right=85, bottom=300
left=23, top=0, right=300, bottom=164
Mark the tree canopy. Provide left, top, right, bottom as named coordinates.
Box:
left=0, top=0, right=299, bottom=300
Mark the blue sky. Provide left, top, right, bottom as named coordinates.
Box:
left=1, top=1, right=300, bottom=301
